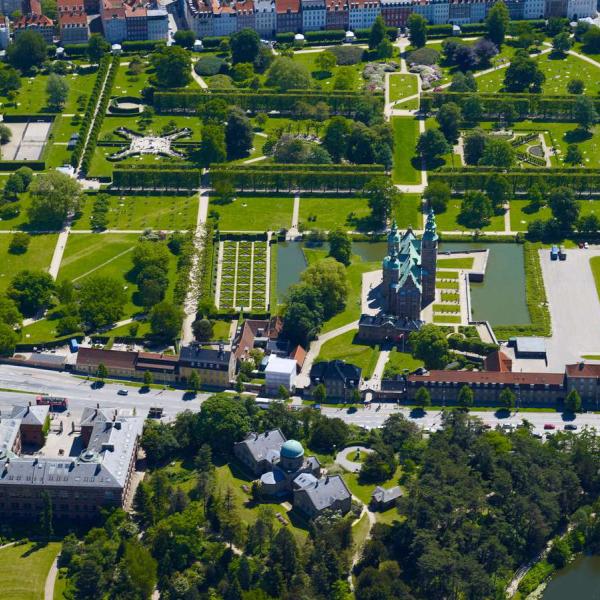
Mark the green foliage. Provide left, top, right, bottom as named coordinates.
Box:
left=78, top=275, right=127, bottom=330
left=459, top=191, right=493, bottom=228
left=503, top=49, right=545, bottom=92
left=149, top=301, right=183, bottom=342
left=7, top=30, right=46, bottom=71
left=424, top=181, right=450, bottom=213
left=410, top=324, right=449, bottom=369
left=266, top=57, right=311, bottom=91
left=8, top=270, right=54, bottom=317
left=28, top=170, right=83, bottom=229
left=486, top=0, right=510, bottom=45
left=87, top=33, right=110, bottom=63
left=364, top=176, right=401, bottom=227
left=369, top=15, right=387, bottom=50
left=328, top=228, right=352, bottom=266
left=8, top=231, right=30, bottom=255
left=407, top=13, right=427, bottom=48
left=565, top=389, right=582, bottom=413
left=173, top=29, right=196, bottom=48
left=195, top=55, right=226, bottom=76
left=151, top=45, right=191, bottom=88
left=230, top=28, right=261, bottom=65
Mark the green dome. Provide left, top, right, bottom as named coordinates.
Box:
left=281, top=440, right=304, bottom=459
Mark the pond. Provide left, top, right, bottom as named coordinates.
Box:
left=543, top=555, right=600, bottom=600
left=276, top=241, right=530, bottom=326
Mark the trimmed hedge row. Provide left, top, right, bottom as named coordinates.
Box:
left=448, top=334, right=498, bottom=356
left=422, top=91, right=600, bottom=121
left=112, top=168, right=201, bottom=190
left=210, top=166, right=380, bottom=192
left=429, top=169, right=600, bottom=195
left=275, top=27, right=397, bottom=45
left=70, top=55, right=112, bottom=168
left=154, top=89, right=383, bottom=115
left=80, top=56, right=120, bottom=175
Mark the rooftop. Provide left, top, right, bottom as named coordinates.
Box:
left=265, top=355, right=297, bottom=376
left=566, top=363, right=600, bottom=378
left=300, top=475, right=351, bottom=511
left=408, top=370, right=564, bottom=386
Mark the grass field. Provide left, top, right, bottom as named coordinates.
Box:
left=590, top=256, right=600, bottom=302
left=0, top=234, right=57, bottom=292
left=113, top=61, right=151, bottom=97
left=435, top=200, right=506, bottom=232
left=316, top=329, right=379, bottom=378
left=0, top=193, right=32, bottom=230
left=291, top=50, right=364, bottom=91
left=0, top=541, right=61, bottom=600
left=383, top=348, right=423, bottom=377
left=391, top=117, right=421, bottom=185
left=509, top=200, right=552, bottom=230
left=389, top=73, right=419, bottom=106
left=344, top=465, right=403, bottom=504
left=394, top=193, right=422, bottom=228
left=72, top=194, right=199, bottom=231
left=437, top=257, right=474, bottom=269
left=299, top=197, right=373, bottom=231
left=212, top=196, right=294, bottom=231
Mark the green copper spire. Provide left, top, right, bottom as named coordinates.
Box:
left=423, top=208, right=438, bottom=242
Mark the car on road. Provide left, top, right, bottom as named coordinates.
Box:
left=564, top=424, right=578, bottom=430
left=533, top=433, right=543, bottom=439
left=117, top=389, right=129, bottom=396
left=544, top=423, right=556, bottom=430
left=482, top=423, right=492, bottom=429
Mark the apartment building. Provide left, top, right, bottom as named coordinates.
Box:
left=14, top=14, right=55, bottom=43
left=301, top=0, right=326, bottom=30
left=101, top=0, right=168, bottom=43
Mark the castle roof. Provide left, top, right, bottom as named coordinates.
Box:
left=422, top=208, right=438, bottom=242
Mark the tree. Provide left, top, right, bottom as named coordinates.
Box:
left=0, top=65, right=21, bottom=96
left=364, top=176, right=401, bottom=227
left=450, top=71, right=477, bottom=93
left=87, top=33, right=110, bottom=63
left=436, top=102, right=462, bottom=144
left=282, top=283, right=324, bottom=345
left=46, top=73, right=69, bottom=110
left=150, top=301, right=183, bottom=342
left=231, top=28, right=261, bottom=64
left=573, top=95, right=598, bottom=131
left=416, top=129, right=451, bottom=163
left=143, top=370, right=153, bottom=387
left=8, top=231, right=30, bottom=254
left=567, top=79, right=585, bottom=94
left=377, top=38, right=394, bottom=60
left=410, top=324, right=448, bottom=369
left=565, top=389, right=582, bottom=413
left=578, top=213, right=600, bottom=233
left=225, top=108, right=253, bottom=160
left=424, top=181, right=450, bottom=213
left=152, top=46, right=191, bottom=88
left=479, top=138, right=515, bottom=169
left=199, top=124, right=226, bottom=167
left=322, top=117, right=350, bottom=162
left=548, top=538, right=572, bottom=569
left=0, top=296, right=22, bottom=328
left=486, top=0, right=510, bottom=46
left=266, top=57, right=311, bottom=91
left=583, top=26, right=600, bottom=53
left=552, top=32, right=572, bottom=55
left=188, top=370, right=201, bottom=392
left=459, top=191, right=493, bottom=228
left=198, top=393, right=251, bottom=454
left=118, top=540, right=158, bottom=600
left=328, top=228, right=352, bottom=266
left=333, top=66, right=358, bottom=90
left=0, top=124, right=12, bottom=145
left=548, top=187, right=579, bottom=231
left=173, top=29, right=196, bottom=48
left=504, top=50, right=545, bottom=92
left=309, top=417, right=349, bottom=452
left=499, top=387, right=515, bottom=410
left=458, top=384, right=474, bottom=409
left=485, top=174, right=510, bottom=211
left=316, top=50, right=337, bottom=74
left=193, top=318, right=214, bottom=341
left=278, top=384, right=290, bottom=400
left=313, top=383, right=327, bottom=403
left=464, top=128, right=488, bottom=165
left=0, top=323, right=18, bottom=356
left=565, top=144, right=583, bottom=165
left=7, top=30, right=46, bottom=71
left=369, top=15, right=387, bottom=50
left=8, top=270, right=54, bottom=317
left=474, top=38, right=498, bottom=67
left=415, top=386, right=431, bottom=408
left=97, top=362, right=108, bottom=381
left=27, top=171, right=83, bottom=229
left=301, top=258, right=349, bottom=318
left=78, top=275, right=127, bottom=330
left=407, top=13, right=427, bottom=48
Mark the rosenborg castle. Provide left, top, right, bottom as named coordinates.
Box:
left=183, top=0, right=598, bottom=39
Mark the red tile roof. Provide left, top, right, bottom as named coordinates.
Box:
left=276, top=0, right=300, bottom=13
left=290, top=345, right=306, bottom=368
left=77, top=347, right=137, bottom=370
left=58, top=0, right=85, bottom=10
left=409, top=370, right=564, bottom=386
left=565, top=363, right=600, bottom=378
left=15, top=14, right=54, bottom=27
left=60, top=12, right=88, bottom=25
left=484, top=350, right=512, bottom=373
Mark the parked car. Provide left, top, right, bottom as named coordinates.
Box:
left=544, top=423, right=556, bottom=430
left=564, top=424, right=578, bottom=430
left=117, top=389, right=129, bottom=396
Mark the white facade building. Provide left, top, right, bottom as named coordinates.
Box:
left=265, top=356, right=297, bottom=395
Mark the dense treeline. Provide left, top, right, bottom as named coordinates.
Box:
left=354, top=410, right=600, bottom=599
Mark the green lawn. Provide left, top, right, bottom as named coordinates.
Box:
left=437, top=257, right=474, bottom=269
left=509, top=200, right=553, bottom=231
left=291, top=50, right=364, bottom=91
left=299, top=196, right=373, bottom=232
left=54, top=568, right=71, bottom=600
left=21, top=314, right=83, bottom=345
left=0, top=541, right=61, bottom=600
left=0, top=234, right=57, bottom=292
left=72, top=194, right=199, bottom=231
left=383, top=348, right=423, bottom=377
left=389, top=73, right=419, bottom=107
left=113, top=61, right=152, bottom=97
left=433, top=314, right=461, bottom=324
left=435, top=200, right=506, bottom=232
left=590, top=256, right=600, bottom=303
left=344, top=466, right=403, bottom=505
left=212, top=196, right=294, bottom=232
left=394, top=193, right=422, bottom=229
left=391, top=117, right=421, bottom=185
left=316, top=329, right=379, bottom=378
left=0, top=193, right=32, bottom=231
left=58, top=233, right=178, bottom=318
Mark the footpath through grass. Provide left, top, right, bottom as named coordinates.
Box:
left=0, top=541, right=61, bottom=600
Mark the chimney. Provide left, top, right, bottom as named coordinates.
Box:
left=579, top=362, right=585, bottom=370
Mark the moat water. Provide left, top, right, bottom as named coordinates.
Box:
left=543, top=555, right=600, bottom=599
left=275, top=241, right=530, bottom=326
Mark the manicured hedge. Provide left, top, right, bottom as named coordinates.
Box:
left=154, top=89, right=383, bottom=115
left=112, top=168, right=201, bottom=190
left=122, top=40, right=166, bottom=51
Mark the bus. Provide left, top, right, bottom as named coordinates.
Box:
left=36, top=395, right=68, bottom=411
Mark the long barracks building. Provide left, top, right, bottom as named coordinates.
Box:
left=182, top=0, right=596, bottom=37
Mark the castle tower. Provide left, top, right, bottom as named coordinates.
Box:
left=382, top=247, right=401, bottom=314
left=421, top=208, right=438, bottom=307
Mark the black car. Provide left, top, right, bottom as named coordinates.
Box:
left=564, top=424, right=578, bottom=431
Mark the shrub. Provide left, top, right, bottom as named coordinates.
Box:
left=0, top=203, right=20, bottom=220
left=195, top=55, right=226, bottom=76
left=329, top=45, right=365, bottom=65
left=406, top=47, right=440, bottom=66
left=206, top=74, right=234, bottom=89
